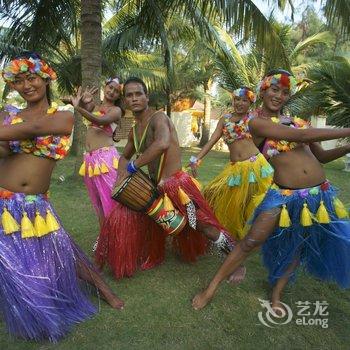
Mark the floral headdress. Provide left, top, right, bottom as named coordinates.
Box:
left=105, top=77, right=123, bottom=91
left=232, top=87, right=256, bottom=103
left=256, top=70, right=297, bottom=96
left=2, top=56, right=57, bottom=83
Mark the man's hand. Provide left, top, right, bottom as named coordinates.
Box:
left=188, top=163, right=198, bottom=178
left=114, top=169, right=129, bottom=188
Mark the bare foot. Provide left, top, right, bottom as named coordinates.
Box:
left=227, top=265, right=246, bottom=284
left=107, top=295, right=125, bottom=310
left=271, top=300, right=286, bottom=318
left=192, top=288, right=215, bottom=310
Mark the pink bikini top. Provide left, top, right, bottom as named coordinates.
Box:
left=84, top=109, right=113, bottom=137
left=257, top=115, right=310, bottom=160
left=222, top=113, right=252, bottom=145
left=3, top=105, right=71, bottom=160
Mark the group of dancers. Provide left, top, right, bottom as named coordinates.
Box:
left=1, top=51, right=350, bottom=342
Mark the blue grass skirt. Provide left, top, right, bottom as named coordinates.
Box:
left=0, top=190, right=96, bottom=342
left=250, top=181, right=350, bottom=287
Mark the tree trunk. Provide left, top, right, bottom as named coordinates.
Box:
left=199, top=79, right=212, bottom=147
left=73, top=0, right=102, bottom=175
left=165, top=87, right=171, bottom=117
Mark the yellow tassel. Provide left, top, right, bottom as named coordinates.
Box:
left=279, top=204, right=291, bottom=228
left=100, top=163, right=109, bottom=174
left=316, top=200, right=330, bottom=224
left=78, top=161, right=86, bottom=176
left=333, top=197, right=349, bottom=219
left=21, top=212, right=36, bottom=238
left=34, top=211, right=49, bottom=237
left=178, top=187, right=191, bottom=205
left=88, top=165, right=93, bottom=177
left=300, top=203, right=313, bottom=227
left=1, top=207, right=20, bottom=234
left=191, top=177, right=202, bottom=190
left=163, top=193, right=175, bottom=211
left=46, top=210, right=60, bottom=232
left=93, top=164, right=101, bottom=176
left=113, top=158, right=119, bottom=169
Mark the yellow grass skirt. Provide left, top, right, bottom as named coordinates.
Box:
left=203, top=153, right=273, bottom=240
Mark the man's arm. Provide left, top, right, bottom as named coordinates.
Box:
left=116, top=130, right=136, bottom=186
left=133, top=113, right=170, bottom=169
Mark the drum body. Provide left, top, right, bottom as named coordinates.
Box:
left=112, top=170, right=187, bottom=235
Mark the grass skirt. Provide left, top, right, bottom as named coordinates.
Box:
left=203, top=153, right=273, bottom=239
left=96, top=171, right=233, bottom=279
left=0, top=191, right=96, bottom=342
left=95, top=202, right=166, bottom=279
left=82, top=146, right=119, bottom=218
left=250, top=181, right=350, bottom=287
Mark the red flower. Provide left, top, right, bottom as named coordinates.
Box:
left=320, top=182, right=330, bottom=191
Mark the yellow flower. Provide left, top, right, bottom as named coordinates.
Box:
left=282, top=189, right=293, bottom=196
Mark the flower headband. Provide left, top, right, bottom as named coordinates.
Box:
left=2, top=57, right=57, bottom=83
left=105, top=77, right=123, bottom=91
left=256, top=73, right=297, bottom=96
left=232, top=87, right=256, bottom=103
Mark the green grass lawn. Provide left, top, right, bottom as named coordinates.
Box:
left=1, top=148, right=350, bottom=350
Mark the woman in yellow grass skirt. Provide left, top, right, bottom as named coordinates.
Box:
left=190, top=87, right=273, bottom=240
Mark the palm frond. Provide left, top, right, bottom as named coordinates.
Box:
left=290, top=31, right=333, bottom=60
left=288, top=56, right=350, bottom=127
left=324, top=0, right=350, bottom=36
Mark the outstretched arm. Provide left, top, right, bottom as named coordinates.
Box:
left=309, top=142, right=350, bottom=164
left=133, top=113, right=170, bottom=169
left=73, top=105, right=121, bottom=126
left=0, top=112, right=10, bottom=157
left=197, top=118, right=224, bottom=159
left=0, top=111, right=74, bottom=141
left=116, top=130, right=136, bottom=186
left=249, top=117, right=350, bottom=143
left=189, top=118, right=224, bottom=177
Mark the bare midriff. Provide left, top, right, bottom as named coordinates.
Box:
left=85, top=127, right=115, bottom=152
left=0, top=153, right=55, bottom=194
left=270, top=145, right=326, bottom=189
left=227, top=138, right=260, bottom=162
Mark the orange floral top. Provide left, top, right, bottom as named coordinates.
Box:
left=4, top=104, right=71, bottom=160
left=222, top=113, right=252, bottom=145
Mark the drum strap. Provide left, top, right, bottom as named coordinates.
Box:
left=132, top=111, right=166, bottom=184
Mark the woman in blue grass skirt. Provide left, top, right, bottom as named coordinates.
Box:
left=192, top=69, right=350, bottom=314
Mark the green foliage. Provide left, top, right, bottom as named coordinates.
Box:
left=289, top=56, right=350, bottom=126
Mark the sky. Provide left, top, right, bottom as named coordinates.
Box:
left=252, top=0, right=324, bottom=23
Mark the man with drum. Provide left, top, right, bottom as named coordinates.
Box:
left=95, top=77, right=245, bottom=283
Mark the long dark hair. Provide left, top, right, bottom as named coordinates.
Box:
left=105, top=77, right=125, bottom=116
left=11, top=51, right=53, bottom=105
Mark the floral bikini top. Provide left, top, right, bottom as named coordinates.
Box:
left=83, top=109, right=113, bottom=137
left=222, top=113, right=252, bottom=145
left=259, top=115, right=310, bottom=160
left=3, top=104, right=72, bottom=160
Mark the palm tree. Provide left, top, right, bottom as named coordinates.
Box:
left=289, top=56, right=350, bottom=127
left=210, top=21, right=332, bottom=92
